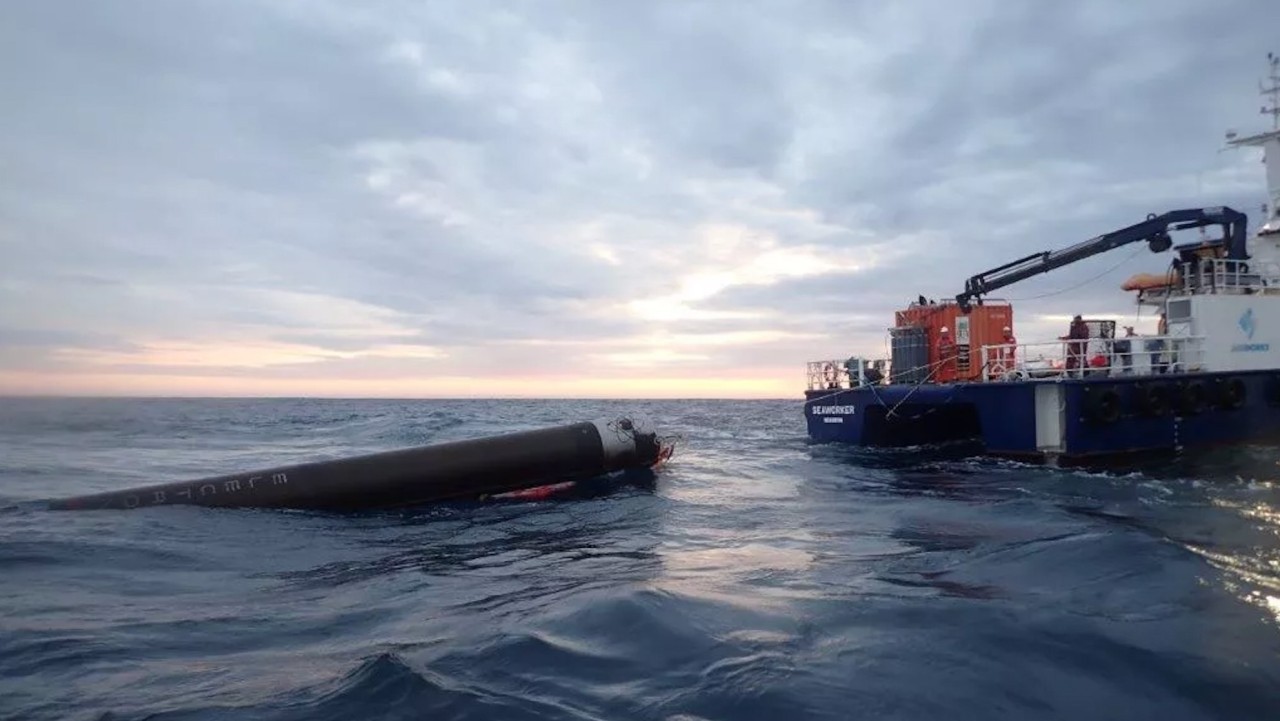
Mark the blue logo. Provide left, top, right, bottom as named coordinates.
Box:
left=1233, top=307, right=1270, bottom=352
left=1240, top=308, right=1257, bottom=340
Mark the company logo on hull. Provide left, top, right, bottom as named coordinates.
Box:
left=1240, top=308, right=1257, bottom=339
left=1233, top=307, right=1270, bottom=352
left=811, top=405, right=856, bottom=415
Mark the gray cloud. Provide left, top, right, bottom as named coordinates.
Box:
left=2, top=0, right=1278, bottom=396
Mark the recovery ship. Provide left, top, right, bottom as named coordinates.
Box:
left=804, top=54, right=1280, bottom=465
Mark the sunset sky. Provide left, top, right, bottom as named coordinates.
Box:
left=2, top=0, right=1278, bottom=398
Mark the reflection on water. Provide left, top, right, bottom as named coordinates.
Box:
left=1178, top=495, right=1280, bottom=628
left=661, top=543, right=816, bottom=577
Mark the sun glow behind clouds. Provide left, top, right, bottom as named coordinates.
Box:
left=627, top=222, right=890, bottom=323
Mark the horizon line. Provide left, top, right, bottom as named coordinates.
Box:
left=0, top=394, right=799, bottom=402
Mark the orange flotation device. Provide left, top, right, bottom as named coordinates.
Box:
left=1121, top=271, right=1179, bottom=291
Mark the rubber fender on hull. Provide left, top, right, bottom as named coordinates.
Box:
left=1083, top=387, right=1121, bottom=425
left=1132, top=382, right=1169, bottom=417
left=1177, top=380, right=1207, bottom=416
left=1214, top=377, right=1246, bottom=410
left=45, top=418, right=670, bottom=512
left=1266, top=374, right=1280, bottom=407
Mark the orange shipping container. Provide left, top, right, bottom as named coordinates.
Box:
left=893, top=301, right=1014, bottom=383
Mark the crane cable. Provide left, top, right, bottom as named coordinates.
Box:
left=1003, top=245, right=1146, bottom=303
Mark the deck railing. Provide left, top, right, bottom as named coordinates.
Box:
left=1145, top=258, right=1280, bottom=297
left=807, top=360, right=852, bottom=391
left=978, top=334, right=1206, bottom=382
left=807, top=334, right=1208, bottom=390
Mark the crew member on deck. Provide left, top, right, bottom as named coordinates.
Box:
left=865, top=361, right=884, bottom=385
left=937, top=326, right=955, bottom=380
left=991, top=325, right=1016, bottom=377
left=1002, top=325, right=1016, bottom=366
left=1063, top=315, right=1089, bottom=377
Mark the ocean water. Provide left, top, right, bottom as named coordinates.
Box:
left=3, top=397, right=1280, bottom=721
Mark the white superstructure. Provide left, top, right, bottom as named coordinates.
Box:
left=1142, top=54, right=1280, bottom=375
left=1225, top=52, right=1280, bottom=241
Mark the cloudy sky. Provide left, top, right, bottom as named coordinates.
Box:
left=2, top=0, right=1278, bottom=398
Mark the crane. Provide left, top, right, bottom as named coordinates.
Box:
left=954, top=206, right=1250, bottom=311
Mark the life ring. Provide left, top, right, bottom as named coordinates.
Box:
left=1215, top=377, right=1246, bottom=410
left=1178, top=380, right=1206, bottom=415
left=1133, top=382, right=1168, bottom=417
left=1085, top=388, right=1121, bottom=424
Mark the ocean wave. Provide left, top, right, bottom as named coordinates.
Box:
left=94, top=652, right=572, bottom=721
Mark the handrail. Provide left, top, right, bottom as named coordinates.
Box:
left=1180, top=257, right=1278, bottom=293
left=806, top=360, right=851, bottom=391
left=805, top=358, right=894, bottom=391
left=978, top=334, right=1207, bottom=381
left=1143, top=257, right=1280, bottom=297
left=807, top=333, right=1213, bottom=390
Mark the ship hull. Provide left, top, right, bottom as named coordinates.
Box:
left=805, top=370, right=1280, bottom=464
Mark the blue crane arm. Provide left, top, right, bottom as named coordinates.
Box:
left=955, top=206, right=1249, bottom=310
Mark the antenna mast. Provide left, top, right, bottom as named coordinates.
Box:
left=1225, top=53, right=1280, bottom=231
left=1264, top=51, right=1280, bottom=130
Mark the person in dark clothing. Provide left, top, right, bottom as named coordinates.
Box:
left=864, top=363, right=883, bottom=385
left=1063, top=315, right=1089, bottom=377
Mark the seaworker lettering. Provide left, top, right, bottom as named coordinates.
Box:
left=812, top=405, right=856, bottom=415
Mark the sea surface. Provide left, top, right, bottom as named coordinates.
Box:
left=3, top=397, right=1280, bottom=720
